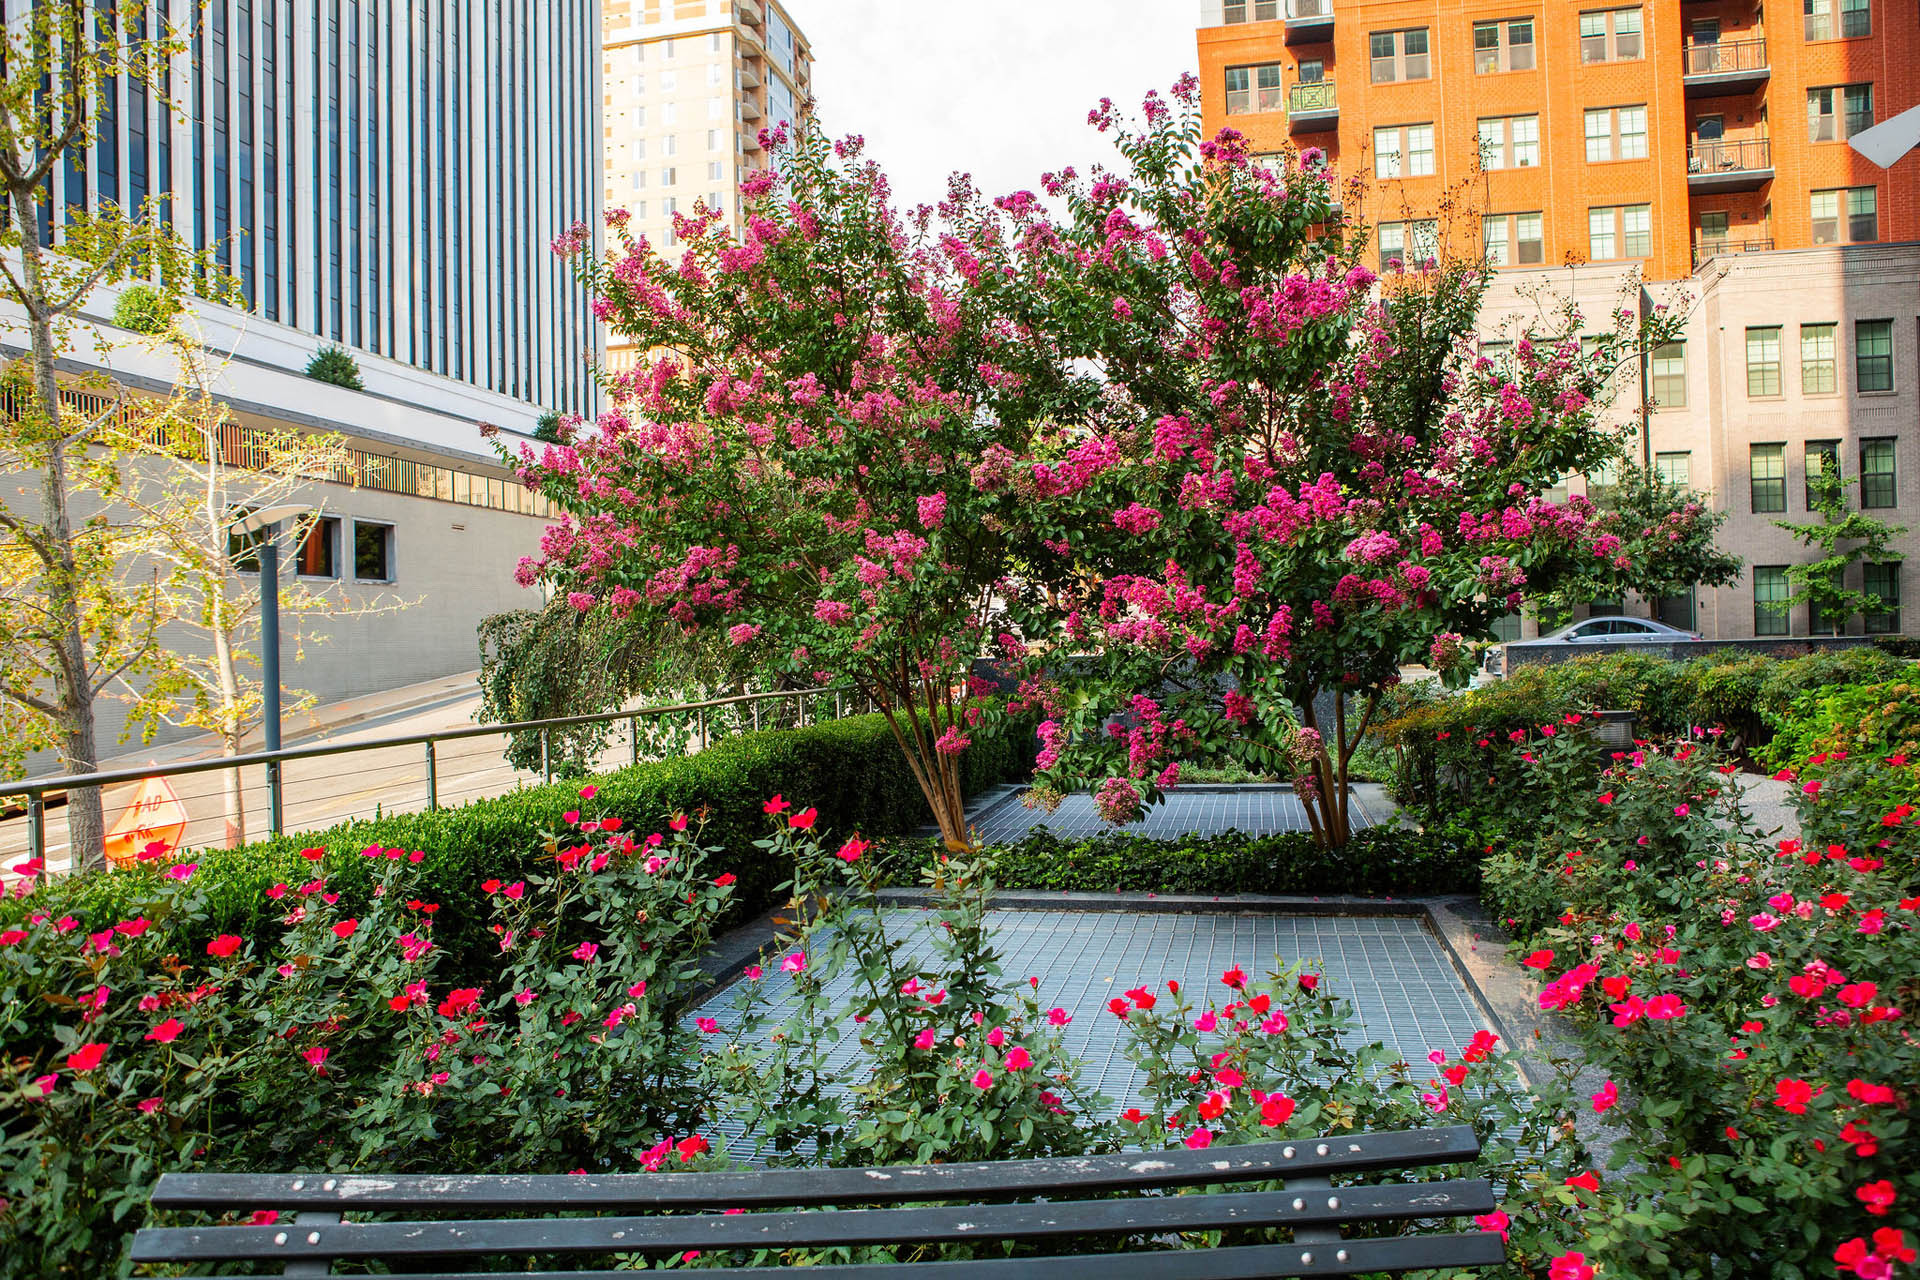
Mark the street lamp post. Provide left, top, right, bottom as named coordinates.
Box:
left=229, top=503, right=310, bottom=836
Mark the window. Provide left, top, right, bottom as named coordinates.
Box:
left=1746, top=328, right=1783, bottom=397
left=1655, top=452, right=1691, bottom=487
left=1857, top=320, right=1894, bottom=392
left=662, top=166, right=677, bottom=186
left=708, top=161, right=723, bottom=181
left=707, top=129, right=720, bottom=149
left=1657, top=592, right=1696, bottom=631
left=1477, top=115, right=1540, bottom=169
left=1222, top=0, right=1281, bottom=20
left=1812, top=187, right=1877, bottom=244
left=1370, top=28, right=1430, bottom=83
left=664, top=135, right=677, bottom=156
left=1586, top=460, right=1619, bottom=509
left=1861, top=438, right=1896, bottom=509
left=1224, top=63, right=1284, bottom=115
left=1374, top=124, right=1434, bottom=178
left=1750, top=443, right=1787, bottom=511
left=1805, top=0, right=1870, bottom=40
left=708, top=97, right=725, bottom=120
left=1588, top=204, right=1651, bottom=259
left=1585, top=105, right=1648, bottom=162
left=1810, top=569, right=1846, bottom=635
left=664, top=101, right=678, bottom=124
left=297, top=517, right=340, bottom=578
left=661, top=69, right=677, bottom=91
left=1808, top=84, right=1874, bottom=142
left=1378, top=219, right=1438, bottom=270
left=1754, top=566, right=1790, bottom=636
left=1483, top=212, right=1544, bottom=266
left=1491, top=612, right=1523, bottom=642
left=1801, top=323, right=1837, bottom=394
left=353, top=521, right=394, bottom=582
left=1651, top=342, right=1686, bottom=407
left=1298, top=60, right=1325, bottom=84
left=1806, top=440, right=1839, bottom=507
left=1580, top=8, right=1643, bottom=62
left=1864, top=562, right=1901, bottom=633
left=1473, top=18, right=1535, bottom=72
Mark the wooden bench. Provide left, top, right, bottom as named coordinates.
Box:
left=130, top=1123, right=1505, bottom=1277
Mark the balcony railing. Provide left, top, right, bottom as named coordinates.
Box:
left=1288, top=0, right=1331, bottom=17
left=1688, top=137, right=1771, bottom=174
left=1684, top=36, right=1767, bottom=75
left=1692, top=236, right=1775, bottom=268
left=1287, top=79, right=1338, bottom=115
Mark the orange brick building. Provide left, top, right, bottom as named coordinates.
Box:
left=1196, top=0, right=1920, bottom=643
left=1197, top=0, right=1920, bottom=277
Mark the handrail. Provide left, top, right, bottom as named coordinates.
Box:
left=5, top=685, right=849, bottom=798
left=1687, top=137, right=1771, bottom=172
left=1683, top=36, right=1767, bottom=75
left=1288, top=80, right=1337, bottom=113
left=4, top=684, right=858, bottom=877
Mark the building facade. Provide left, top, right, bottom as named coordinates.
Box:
left=1196, top=0, right=1920, bottom=639
left=601, top=0, right=812, bottom=371
left=49, top=0, right=602, bottom=416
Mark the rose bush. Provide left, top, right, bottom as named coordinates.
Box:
left=1484, top=729, right=1918, bottom=1278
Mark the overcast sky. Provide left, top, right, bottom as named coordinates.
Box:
left=799, top=0, right=1201, bottom=213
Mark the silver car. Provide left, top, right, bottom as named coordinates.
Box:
left=1483, top=616, right=1703, bottom=678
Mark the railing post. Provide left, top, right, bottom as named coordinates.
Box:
left=697, top=707, right=708, bottom=750
left=630, top=714, right=640, bottom=766
left=541, top=728, right=551, bottom=785
left=835, top=690, right=844, bottom=720
left=266, top=760, right=284, bottom=837
left=751, top=700, right=760, bottom=732
left=27, top=792, right=45, bottom=880
left=425, top=740, right=438, bottom=812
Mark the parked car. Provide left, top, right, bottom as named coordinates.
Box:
left=1483, top=616, right=1704, bottom=678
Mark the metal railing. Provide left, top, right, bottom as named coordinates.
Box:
left=1692, top=236, right=1775, bottom=267
left=1683, top=36, right=1768, bottom=75
left=4, top=684, right=863, bottom=884
left=1288, top=79, right=1338, bottom=115
left=1688, top=137, right=1772, bottom=173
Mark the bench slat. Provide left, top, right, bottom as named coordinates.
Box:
left=146, top=1126, right=1481, bottom=1211
left=129, top=1178, right=1495, bottom=1262
left=148, top=1230, right=1508, bottom=1279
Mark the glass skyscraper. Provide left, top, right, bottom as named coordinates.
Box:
left=59, top=0, right=600, bottom=414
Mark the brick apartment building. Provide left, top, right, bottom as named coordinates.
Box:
left=1197, top=0, right=1920, bottom=640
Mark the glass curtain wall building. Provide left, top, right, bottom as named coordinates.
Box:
left=42, top=0, right=600, bottom=414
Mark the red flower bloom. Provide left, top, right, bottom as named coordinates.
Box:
left=788, top=807, right=818, bottom=830
left=1124, top=986, right=1156, bottom=1010
left=762, top=794, right=789, bottom=815
left=331, top=919, right=358, bottom=940
left=1259, top=1094, right=1296, bottom=1127
left=713, top=873, right=737, bottom=886
left=437, top=988, right=482, bottom=1018
left=1857, top=1180, right=1896, bottom=1217
left=1564, top=1171, right=1601, bottom=1193
left=1221, top=966, right=1247, bottom=989
left=1772, top=1078, right=1817, bottom=1114
left=299, top=847, right=325, bottom=861
left=67, top=1043, right=108, bottom=1072
left=145, top=1018, right=184, bottom=1044
left=1522, top=949, right=1554, bottom=970
left=1848, top=1079, right=1896, bottom=1106
left=207, top=935, right=243, bottom=958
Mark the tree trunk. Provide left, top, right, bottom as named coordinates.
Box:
left=19, top=217, right=107, bottom=871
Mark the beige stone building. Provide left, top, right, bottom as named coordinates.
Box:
left=1478, top=241, right=1917, bottom=642
left=602, top=0, right=813, bottom=373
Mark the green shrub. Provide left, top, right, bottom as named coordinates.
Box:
left=304, top=344, right=364, bottom=389
left=110, top=283, right=176, bottom=336
left=533, top=410, right=565, bottom=443
left=895, top=826, right=1481, bottom=897
left=3, top=709, right=1036, bottom=982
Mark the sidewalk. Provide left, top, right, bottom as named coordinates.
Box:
left=83, top=670, right=485, bottom=775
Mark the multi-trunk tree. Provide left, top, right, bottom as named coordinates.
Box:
left=523, top=83, right=1737, bottom=852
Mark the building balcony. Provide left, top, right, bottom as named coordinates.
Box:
left=1687, top=137, right=1772, bottom=193
left=737, top=0, right=764, bottom=27
left=1285, top=0, right=1334, bottom=45
left=736, top=62, right=761, bottom=89
left=1692, top=236, right=1775, bottom=269
left=738, top=96, right=763, bottom=121
left=1682, top=37, right=1768, bottom=97
left=1286, top=79, right=1338, bottom=133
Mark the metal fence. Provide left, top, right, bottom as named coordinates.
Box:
left=4, top=685, right=864, bottom=884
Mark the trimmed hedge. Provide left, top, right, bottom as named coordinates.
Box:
left=4, top=710, right=1036, bottom=981
left=886, top=826, right=1480, bottom=897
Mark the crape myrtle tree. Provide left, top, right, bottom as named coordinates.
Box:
left=516, top=124, right=1065, bottom=850
left=989, top=82, right=1737, bottom=847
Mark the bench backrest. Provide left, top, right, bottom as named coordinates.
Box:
left=130, top=1123, right=1505, bottom=1277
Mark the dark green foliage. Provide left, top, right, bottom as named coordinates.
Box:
left=304, top=344, right=364, bottom=390
left=884, top=826, right=1480, bottom=897
left=109, top=282, right=176, bottom=335
left=532, top=410, right=564, bottom=443
left=4, top=710, right=1037, bottom=981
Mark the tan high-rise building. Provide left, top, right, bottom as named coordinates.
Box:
left=602, top=0, right=814, bottom=371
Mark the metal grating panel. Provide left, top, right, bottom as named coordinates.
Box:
left=691, top=910, right=1490, bottom=1160
left=963, top=788, right=1382, bottom=843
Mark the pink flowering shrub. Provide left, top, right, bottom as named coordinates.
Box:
left=992, top=88, right=1736, bottom=847
left=521, top=122, right=1072, bottom=851
left=1485, top=731, right=1918, bottom=1278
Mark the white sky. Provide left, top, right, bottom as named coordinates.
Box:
left=798, top=0, right=1201, bottom=213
